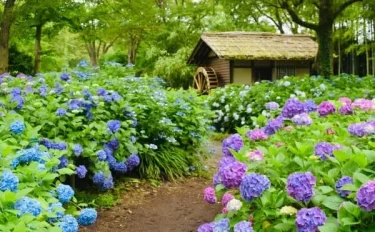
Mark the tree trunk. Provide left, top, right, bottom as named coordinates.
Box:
left=316, top=25, right=333, bottom=77
left=0, top=0, right=16, bottom=74
left=34, top=24, right=42, bottom=74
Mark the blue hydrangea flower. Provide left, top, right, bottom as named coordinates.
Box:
left=57, top=184, right=74, bottom=203
left=93, top=172, right=114, bottom=190
left=107, top=139, right=119, bottom=150
left=97, top=150, right=107, bottom=161
left=59, top=156, right=69, bottom=168
left=106, top=155, right=117, bottom=169
left=234, top=221, right=253, bottom=232
left=15, top=196, right=42, bottom=216
left=93, top=172, right=106, bottom=185
left=130, top=136, right=136, bottom=144
left=114, top=162, right=127, bottom=173
left=213, top=218, right=230, bottom=232
left=56, top=108, right=67, bottom=116
left=132, top=120, right=137, bottom=127
left=11, top=94, right=24, bottom=109
left=97, top=88, right=107, bottom=96
left=0, top=170, right=19, bottom=192
left=10, top=120, right=25, bottom=135
left=47, top=202, right=64, bottom=223
left=111, top=92, right=123, bottom=102
left=68, top=99, right=82, bottom=110
left=59, top=215, right=79, bottom=232
left=303, top=99, right=317, bottom=112
left=335, top=176, right=354, bottom=197
left=107, top=120, right=121, bottom=133
left=76, top=165, right=87, bottom=179
left=60, top=73, right=70, bottom=81
left=73, top=144, right=83, bottom=156
left=126, top=154, right=140, bottom=171
left=38, top=85, right=47, bottom=97
left=240, top=173, right=271, bottom=201
left=77, top=208, right=97, bottom=226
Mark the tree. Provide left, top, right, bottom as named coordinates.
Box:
left=275, top=0, right=363, bottom=77
left=0, top=0, right=16, bottom=73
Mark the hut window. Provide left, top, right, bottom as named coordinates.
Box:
left=277, top=66, right=295, bottom=78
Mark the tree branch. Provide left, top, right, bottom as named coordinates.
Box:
left=279, top=0, right=319, bottom=30
left=333, top=0, right=363, bottom=19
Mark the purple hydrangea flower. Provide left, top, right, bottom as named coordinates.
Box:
left=352, top=98, right=374, bottom=111
left=213, top=172, right=221, bottom=186
left=314, top=142, right=341, bottom=160
left=348, top=122, right=375, bottom=137
left=218, top=156, right=236, bottom=169
left=56, top=108, right=67, bottom=116
left=264, top=117, right=284, bottom=135
left=265, top=102, right=279, bottom=110
left=197, top=223, right=214, bottom=232
left=287, top=172, right=316, bottom=202
left=240, top=173, right=270, bottom=202
left=126, top=154, right=140, bottom=171
left=291, top=113, right=312, bottom=126
left=295, top=207, right=326, bottom=232
left=317, top=101, right=336, bottom=117
left=73, top=144, right=83, bottom=156
left=60, top=73, right=70, bottom=81
left=246, top=129, right=268, bottom=141
left=219, top=160, right=246, bottom=189
left=76, top=165, right=87, bottom=179
left=356, top=181, right=375, bottom=211
left=303, top=99, right=317, bottom=112
left=335, top=176, right=354, bottom=197
left=222, top=134, right=243, bottom=157
left=221, top=193, right=234, bottom=207
left=339, top=104, right=353, bottom=115
left=234, top=221, right=253, bottom=232
left=203, top=187, right=217, bottom=204
left=339, top=97, right=351, bottom=106
left=281, top=98, right=306, bottom=118
left=107, top=120, right=121, bottom=133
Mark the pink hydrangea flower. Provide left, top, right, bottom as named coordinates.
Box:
left=339, top=97, right=352, bottom=106
left=246, top=129, right=268, bottom=141
left=352, top=99, right=375, bottom=111
left=284, top=126, right=294, bottom=131
left=246, top=150, right=264, bottom=161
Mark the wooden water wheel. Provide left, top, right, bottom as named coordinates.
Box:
left=193, top=67, right=219, bottom=94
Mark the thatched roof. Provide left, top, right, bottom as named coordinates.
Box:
left=188, top=32, right=318, bottom=65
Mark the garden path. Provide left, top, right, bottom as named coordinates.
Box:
left=80, top=141, right=222, bottom=232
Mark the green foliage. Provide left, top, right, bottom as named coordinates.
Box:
left=8, top=45, right=33, bottom=75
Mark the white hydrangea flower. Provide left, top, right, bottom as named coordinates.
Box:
left=220, top=128, right=224, bottom=132
left=254, top=82, right=259, bottom=85
left=224, top=116, right=229, bottom=122
left=238, top=105, right=244, bottom=111
left=319, top=84, right=326, bottom=90
left=246, top=108, right=252, bottom=113
left=233, top=113, right=239, bottom=120
left=283, top=75, right=289, bottom=79
left=283, top=81, right=291, bottom=87
left=220, top=97, right=225, bottom=103
left=224, top=104, right=230, bottom=111
left=227, top=199, right=242, bottom=212
left=212, top=102, right=219, bottom=107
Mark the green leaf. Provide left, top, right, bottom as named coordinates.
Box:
left=340, top=184, right=358, bottom=192
left=318, top=222, right=338, bottom=232
left=318, top=186, right=334, bottom=194
left=274, top=222, right=294, bottom=231
left=333, top=150, right=349, bottom=162
left=215, top=184, right=225, bottom=192
left=353, top=172, right=371, bottom=184
left=322, top=196, right=345, bottom=210
left=342, top=201, right=361, bottom=218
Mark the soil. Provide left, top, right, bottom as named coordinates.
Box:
left=80, top=141, right=223, bottom=232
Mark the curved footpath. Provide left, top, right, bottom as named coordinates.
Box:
left=80, top=141, right=222, bottom=232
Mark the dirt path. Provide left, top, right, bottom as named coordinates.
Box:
left=81, top=141, right=222, bottom=232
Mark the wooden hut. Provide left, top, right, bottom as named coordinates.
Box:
left=187, top=32, right=318, bottom=93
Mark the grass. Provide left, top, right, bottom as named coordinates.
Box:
left=210, top=132, right=229, bottom=142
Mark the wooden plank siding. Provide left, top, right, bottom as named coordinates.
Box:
left=204, top=57, right=230, bottom=86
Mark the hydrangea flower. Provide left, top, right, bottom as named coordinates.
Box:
left=197, top=223, right=214, bottom=232
left=303, top=99, right=317, bottom=112
left=218, top=156, right=235, bottom=169
left=76, top=165, right=87, bottom=179
left=126, top=154, right=140, bottom=171
left=352, top=98, right=375, bottom=111
left=38, top=85, right=47, bottom=97
left=356, top=181, right=375, bottom=211
left=59, top=156, right=69, bottom=168
left=240, top=173, right=270, bottom=201
left=93, top=172, right=114, bottom=190
left=56, top=108, right=67, bottom=116
left=221, top=193, right=234, bottom=207
left=68, top=99, right=82, bottom=111
left=10, top=120, right=25, bottom=135
left=226, top=198, right=242, bottom=212
left=295, top=207, right=326, bottom=232
left=291, top=113, right=312, bottom=126
left=213, top=218, right=230, bottom=232
left=97, top=88, right=107, bottom=96
left=73, top=144, right=83, bottom=156
left=339, top=104, right=353, bottom=115
left=0, top=170, right=19, bottom=192
left=47, top=202, right=64, bottom=223
left=264, top=117, right=284, bottom=135
left=77, top=208, right=97, bottom=226
left=335, top=176, right=354, bottom=197
left=287, top=172, right=316, bottom=202
left=60, top=73, right=70, bottom=81
left=339, top=97, right=351, bottom=106
left=234, top=221, right=253, bottom=232
left=57, top=184, right=74, bottom=203
left=97, top=150, right=107, bottom=161
left=348, top=122, right=375, bottom=137
left=213, top=172, right=221, bottom=186
left=59, top=215, right=79, bottom=232
left=317, top=101, right=336, bottom=116
left=219, top=160, right=246, bottom=188
left=204, top=187, right=217, bottom=204
left=15, top=196, right=42, bottom=216
left=281, top=98, right=306, bottom=118
left=107, top=120, right=121, bottom=133
left=280, top=206, right=298, bottom=215
left=265, top=102, right=279, bottom=110
left=246, top=150, right=264, bottom=161
left=114, top=162, right=127, bottom=173
left=314, top=142, right=341, bottom=160
left=222, top=134, right=243, bottom=156
left=246, top=129, right=268, bottom=141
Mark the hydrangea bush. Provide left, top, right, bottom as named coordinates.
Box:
left=201, top=96, right=375, bottom=231
left=207, top=75, right=375, bottom=132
